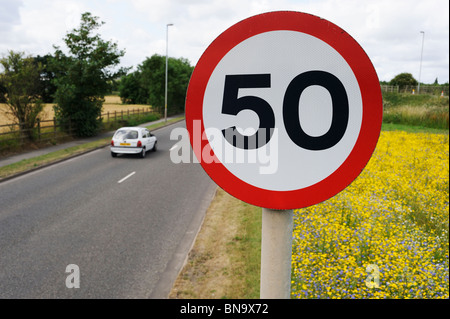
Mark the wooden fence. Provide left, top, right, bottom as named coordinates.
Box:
left=0, top=117, right=72, bottom=147
left=0, top=107, right=157, bottom=150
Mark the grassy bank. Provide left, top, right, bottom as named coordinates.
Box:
left=383, top=92, right=449, bottom=129
left=169, top=188, right=262, bottom=299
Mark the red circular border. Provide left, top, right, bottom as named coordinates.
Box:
left=185, top=11, right=383, bottom=209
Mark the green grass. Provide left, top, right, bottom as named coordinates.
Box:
left=381, top=122, right=449, bottom=134
left=0, top=138, right=111, bottom=180
left=383, top=106, right=449, bottom=130
left=230, top=202, right=262, bottom=298
left=382, top=93, right=449, bottom=130
left=383, top=92, right=449, bottom=108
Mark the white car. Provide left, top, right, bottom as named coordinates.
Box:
left=110, top=127, right=157, bottom=158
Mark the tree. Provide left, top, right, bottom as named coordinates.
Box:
left=0, top=50, right=44, bottom=140
left=119, top=54, right=193, bottom=114
left=389, top=73, right=418, bottom=89
left=144, top=54, right=193, bottom=114
left=118, top=71, right=147, bottom=104
left=34, top=54, right=57, bottom=103
left=51, top=12, right=126, bottom=137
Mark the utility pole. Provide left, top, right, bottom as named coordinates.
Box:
left=165, top=23, right=173, bottom=122
left=418, top=31, right=425, bottom=94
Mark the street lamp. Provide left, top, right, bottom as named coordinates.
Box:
left=418, top=31, right=425, bottom=94
left=165, top=23, right=173, bottom=122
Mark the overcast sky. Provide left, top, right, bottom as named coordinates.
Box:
left=1, top=0, right=448, bottom=83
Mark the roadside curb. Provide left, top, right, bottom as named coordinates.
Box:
left=0, top=118, right=185, bottom=184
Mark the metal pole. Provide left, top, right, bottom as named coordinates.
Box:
left=260, top=208, right=293, bottom=299
left=165, top=23, right=173, bottom=123
left=418, top=31, right=425, bottom=94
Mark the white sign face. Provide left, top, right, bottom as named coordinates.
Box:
left=202, top=30, right=363, bottom=191
left=185, top=11, right=383, bottom=209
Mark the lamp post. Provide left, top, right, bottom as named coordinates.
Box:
left=418, top=31, right=425, bottom=94
left=165, top=23, right=173, bottom=122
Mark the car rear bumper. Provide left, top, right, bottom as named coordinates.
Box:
left=111, top=146, right=142, bottom=154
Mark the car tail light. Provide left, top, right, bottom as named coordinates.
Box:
left=137, top=140, right=142, bottom=147
left=111, top=140, right=114, bottom=146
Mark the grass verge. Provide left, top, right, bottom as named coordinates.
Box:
left=169, top=188, right=261, bottom=299
left=381, top=122, right=449, bottom=134
left=0, top=138, right=111, bottom=180
left=0, top=116, right=184, bottom=181
left=382, top=93, right=449, bottom=130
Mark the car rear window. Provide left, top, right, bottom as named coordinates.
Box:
left=114, top=129, right=139, bottom=139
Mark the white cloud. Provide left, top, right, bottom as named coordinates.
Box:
left=0, top=0, right=23, bottom=30
left=0, top=0, right=88, bottom=57
left=0, top=0, right=448, bottom=83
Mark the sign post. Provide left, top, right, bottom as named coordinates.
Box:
left=260, top=208, right=293, bottom=299
left=185, top=11, right=383, bottom=299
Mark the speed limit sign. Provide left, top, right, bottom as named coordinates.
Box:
left=185, top=11, right=383, bottom=209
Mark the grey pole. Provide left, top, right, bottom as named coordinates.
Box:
left=260, top=208, right=293, bottom=299
left=165, top=23, right=173, bottom=123
left=418, top=31, right=425, bottom=94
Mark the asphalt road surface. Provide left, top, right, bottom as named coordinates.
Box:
left=0, top=121, right=216, bottom=298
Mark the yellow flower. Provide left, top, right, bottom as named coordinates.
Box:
left=291, top=131, right=449, bottom=299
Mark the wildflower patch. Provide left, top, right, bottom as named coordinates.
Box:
left=291, top=131, right=449, bottom=299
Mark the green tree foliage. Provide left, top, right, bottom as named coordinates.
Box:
left=34, top=54, right=57, bottom=103
left=0, top=81, right=7, bottom=103
left=390, top=72, right=418, bottom=89
left=0, top=50, right=44, bottom=140
left=119, top=54, right=193, bottom=114
left=51, top=12, right=126, bottom=137
left=118, top=71, right=147, bottom=104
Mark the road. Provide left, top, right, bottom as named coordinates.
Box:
left=0, top=121, right=216, bottom=298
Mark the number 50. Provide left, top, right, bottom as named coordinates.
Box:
left=221, top=71, right=349, bottom=151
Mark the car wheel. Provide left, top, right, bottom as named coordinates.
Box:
left=140, top=147, right=146, bottom=158
left=152, top=141, right=157, bottom=152
left=111, top=152, right=117, bottom=158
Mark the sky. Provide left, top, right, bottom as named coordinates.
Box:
left=1, top=0, right=449, bottom=84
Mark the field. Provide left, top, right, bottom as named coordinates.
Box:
left=0, top=95, right=151, bottom=128
left=291, top=130, right=449, bottom=298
